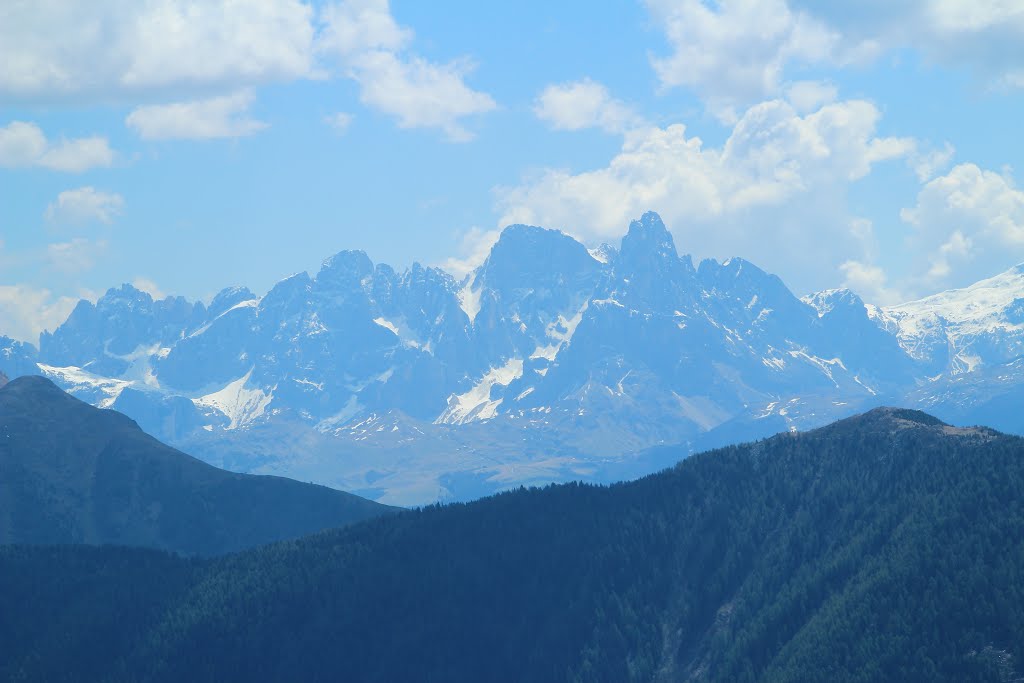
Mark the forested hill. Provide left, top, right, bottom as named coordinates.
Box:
left=3, top=407, right=1024, bottom=682
left=0, top=376, right=392, bottom=556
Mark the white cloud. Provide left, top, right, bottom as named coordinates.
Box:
left=901, top=163, right=1024, bottom=287
left=0, top=1, right=495, bottom=141
left=533, top=79, right=642, bottom=133
left=126, top=90, right=267, bottom=140
left=45, top=187, right=124, bottom=225
left=348, top=51, right=495, bottom=141
left=318, top=0, right=411, bottom=56
left=499, top=98, right=912, bottom=235
left=496, top=98, right=915, bottom=292
left=839, top=259, right=903, bottom=305
left=438, top=227, right=500, bottom=279
left=325, top=111, right=354, bottom=133
left=0, top=285, right=82, bottom=343
left=644, top=0, right=856, bottom=120
left=910, top=142, right=956, bottom=182
left=46, top=238, right=107, bottom=274
left=644, top=0, right=1024, bottom=117
left=0, top=0, right=317, bottom=101
left=789, top=1, right=1024, bottom=92
left=784, top=80, right=838, bottom=113
left=0, top=121, right=114, bottom=172
left=318, top=0, right=496, bottom=141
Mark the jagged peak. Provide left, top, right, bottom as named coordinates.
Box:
left=403, top=262, right=457, bottom=289
left=487, top=224, right=585, bottom=259
left=588, top=243, right=617, bottom=264
left=96, top=282, right=153, bottom=308
left=698, top=256, right=785, bottom=293
left=803, top=288, right=865, bottom=317
left=620, top=211, right=677, bottom=262
left=318, top=250, right=374, bottom=283
left=497, top=223, right=558, bottom=239
left=208, top=286, right=257, bottom=318
left=478, top=223, right=600, bottom=285
left=274, top=271, right=312, bottom=287
left=261, top=271, right=312, bottom=308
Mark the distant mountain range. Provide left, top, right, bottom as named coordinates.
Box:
left=0, top=376, right=392, bottom=556
left=4, top=406, right=1024, bottom=682
left=5, top=211, right=1024, bottom=504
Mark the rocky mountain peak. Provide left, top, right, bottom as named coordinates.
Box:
left=619, top=211, right=677, bottom=265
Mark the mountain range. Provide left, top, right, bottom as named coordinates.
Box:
left=5, top=211, right=1024, bottom=504
left=3, top=406, right=1023, bottom=682
left=0, top=375, right=391, bottom=556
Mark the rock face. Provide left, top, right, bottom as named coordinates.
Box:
left=5, top=210, right=1024, bottom=504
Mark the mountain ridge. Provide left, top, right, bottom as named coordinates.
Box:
left=0, top=375, right=393, bottom=555
left=2, top=404, right=1023, bottom=682
left=5, top=211, right=1024, bottom=504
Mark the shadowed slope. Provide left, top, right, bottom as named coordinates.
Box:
left=0, top=376, right=393, bottom=556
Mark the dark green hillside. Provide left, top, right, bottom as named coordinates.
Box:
left=2, top=407, right=1023, bottom=682
left=0, top=376, right=392, bottom=556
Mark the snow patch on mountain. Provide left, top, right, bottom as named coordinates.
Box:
left=37, top=364, right=130, bottom=408
left=437, top=358, right=524, bottom=424
left=883, top=264, right=1024, bottom=372
left=458, top=277, right=482, bottom=324
left=193, top=368, right=274, bottom=429
left=891, top=265, right=1024, bottom=334
left=531, top=301, right=589, bottom=361
left=317, top=395, right=363, bottom=433
left=105, top=342, right=167, bottom=389
left=373, top=316, right=424, bottom=349
left=803, top=289, right=859, bottom=317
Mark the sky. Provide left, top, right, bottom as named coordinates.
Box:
left=2, top=0, right=1024, bottom=343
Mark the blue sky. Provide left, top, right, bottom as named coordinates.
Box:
left=2, top=0, right=1024, bottom=342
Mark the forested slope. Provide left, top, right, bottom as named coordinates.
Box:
left=2, top=407, right=1023, bottom=682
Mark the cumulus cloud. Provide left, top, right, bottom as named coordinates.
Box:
left=0, top=1, right=495, bottom=142
left=45, top=187, right=124, bottom=225
left=0, top=285, right=82, bottom=343
left=0, top=121, right=114, bottom=172
left=318, top=0, right=410, bottom=56
left=910, top=142, right=956, bottom=182
left=644, top=0, right=1024, bottom=117
left=498, top=98, right=912, bottom=238
left=496, top=98, right=915, bottom=293
left=790, top=1, right=1024, bottom=92
left=318, top=0, right=496, bottom=141
left=784, top=80, right=838, bottom=113
left=0, top=0, right=317, bottom=101
left=901, top=163, right=1024, bottom=287
left=644, top=0, right=859, bottom=120
left=534, top=79, right=642, bottom=133
left=840, top=259, right=904, bottom=305
left=126, top=90, right=267, bottom=140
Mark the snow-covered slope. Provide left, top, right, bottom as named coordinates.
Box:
left=7, top=212, right=1024, bottom=505
left=879, top=264, right=1024, bottom=374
